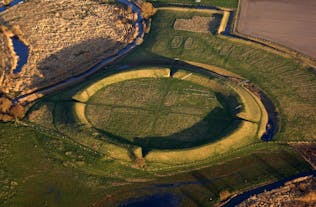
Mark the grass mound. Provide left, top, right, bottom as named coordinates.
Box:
left=59, top=68, right=265, bottom=164
left=86, top=77, right=237, bottom=150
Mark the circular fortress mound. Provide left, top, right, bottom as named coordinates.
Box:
left=0, top=0, right=138, bottom=96
left=62, top=67, right=268, bottom=166
left=86, top=74, right=239, bottom=150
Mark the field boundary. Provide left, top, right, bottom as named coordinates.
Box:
left=231, top=0, right=316, bottom=68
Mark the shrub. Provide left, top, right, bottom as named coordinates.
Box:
left=0, top=96, right=12, bottom=113
left=219, top=190, right=231, bottom=201
left=140, top=2, right=156, bottom=19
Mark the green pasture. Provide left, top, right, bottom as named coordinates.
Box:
left=121, top=9, right=316, bottom=142
left=0, top=122, right=312, bottom=206
left=25, top=67, right=266, bottom=168
left=86, top=77, right=239, bottom=150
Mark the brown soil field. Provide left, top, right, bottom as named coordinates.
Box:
left=174, top=16, right=217, bottom=33
left=0, top=0, right=137, bottom=96
left=237, top=0, right=316, bottom=60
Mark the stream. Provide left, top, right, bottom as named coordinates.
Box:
left=0, top=0, right=29, bottom=74
left=118, top=170, right=316, bottom=207
left=0, top=0, right=23, bottom=12
left=223, top=170, right=316, bottom=207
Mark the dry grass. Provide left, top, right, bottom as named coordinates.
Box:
left=296, top=192, right=316, bottom=202
left=0, top=25, right=17, bottom=84
left=73, top=102, right=90, bottom=126
left=173, top=70, right=223, bottom=90
left=253, top=92, right=269, bottom=138
left=174, top=16, right=216, bottom=33
left=217, top=10, right=230, bottom=34
left=231, top=85, right=261, bottom=123
left=220, top=190, right=232, bottom=202
left=139, top=2, right=157, bottom=19
left=0, top=0, right=138, bottom=96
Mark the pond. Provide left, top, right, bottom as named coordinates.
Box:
left=1, top=0, right=29, bottom=74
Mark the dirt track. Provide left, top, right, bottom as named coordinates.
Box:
left=237, top=0, right=316, bottom=60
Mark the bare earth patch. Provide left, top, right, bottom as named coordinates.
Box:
left=174, top=16, right=217, bottom=33
left=237, top=0, right=316, bottom=60
left=0, top=0, right=137, bottom=96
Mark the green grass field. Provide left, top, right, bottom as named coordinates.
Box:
left=24, top=67, right=267, bottom=169
left=0, top=123, right=312, bottom=206
left=148, top=0, right=239, bottom=8
left=86, top=77, right=239, bottom=150
left=0, top=123, right=155, bottom=207
left=122, top=9, right=316, bottom=142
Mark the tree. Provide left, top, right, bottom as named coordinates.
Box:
left=140, top=2, right=156, bottom=19
left=0, top=113, right=13, bottom=121
left=10, top=104, right=25, bottom=119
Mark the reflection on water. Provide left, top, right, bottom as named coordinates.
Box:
left=0, top=0, right=24, bottom=12
left=118, top=193, right=181, bottom=207
left=12, top=36, right=29, bottom=74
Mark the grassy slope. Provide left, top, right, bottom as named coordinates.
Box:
left=122, top=9, right=316, bottom=142
left=0, top=123, right=311, bottom=206
left=26, top=67, right=268, bottom=168
left=102, top=143, right=312, bottom=206
left=148, top=0, right=239, bottom=8
left=0, top=123, right=104, bottom=207
left=0, top=123, right=154, bottom=207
